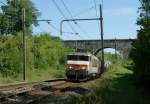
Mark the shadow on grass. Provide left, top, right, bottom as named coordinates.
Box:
left=96, top=72, right=150, bottom=104
left=98, top=74, right=137, bottom=104
left=67, top=60, right=150, bottom=104
left=68, top=72, right=150, bottom=104
left=124, top=65, right=134, bottom=71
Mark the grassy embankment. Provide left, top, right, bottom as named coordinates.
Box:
left=0, top=67, right=65, bottom=84
left=69, top=59, right=150, bottom=104
left=0, top=34, right=69, bottom=84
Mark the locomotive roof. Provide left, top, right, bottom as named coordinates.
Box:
left=68, top=52, right=93, bottom=56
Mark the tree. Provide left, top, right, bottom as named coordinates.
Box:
left=0, top=0, right=40, bottom=35
left=130, top=0, right=150, bottom=85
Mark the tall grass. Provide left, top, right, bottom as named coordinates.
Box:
left=68, top=60, right=150, bottom=104
left=26, top=66, right=65, bottom=81
left=0, top=66, right=66, bottom=84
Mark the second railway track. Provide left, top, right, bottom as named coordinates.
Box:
left=0, top=78, right=95, bottom=104
left=0, top=78, right=67, bottom=104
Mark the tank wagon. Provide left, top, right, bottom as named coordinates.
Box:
left=66, top=52, right=102, bottom=81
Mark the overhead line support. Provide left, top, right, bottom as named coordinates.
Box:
left=22, top=8, right=26, bottom=81
left=60, top=18, right=100, bottom=36
left=99, top=4, right=104, bottom=72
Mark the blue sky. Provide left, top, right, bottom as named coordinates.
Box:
left=31, top=0, right=140, bottom=40
left=0, top=0, right=140, bottom=40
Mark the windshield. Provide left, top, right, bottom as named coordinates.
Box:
left=67, top=55, right=89, bottom=61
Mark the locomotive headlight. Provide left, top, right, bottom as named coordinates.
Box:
left=81, top=66, right=86, bottom=70
left=67, top=65, right=73, bottom=69
left=69, top=66, right=73, bottom=69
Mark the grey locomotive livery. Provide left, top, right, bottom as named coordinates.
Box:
left=66, top=52, right=102, bottom=81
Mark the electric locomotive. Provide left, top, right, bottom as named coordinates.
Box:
left=66, top=52, right=102, bottom=81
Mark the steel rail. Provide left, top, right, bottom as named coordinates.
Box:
left=0, top=78, right=66, bottom=103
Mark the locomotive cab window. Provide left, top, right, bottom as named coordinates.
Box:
left=79, top=56, right=89, bottom=61
left=67, top=55, right=78, bottom=60
left=67, top=55, right=89, bottom=61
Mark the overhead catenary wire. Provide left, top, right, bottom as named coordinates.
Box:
left=37, top=18, right=79, bottom=37
left=93, top=0, right=101, bottom=38
left=48, top=24, right=78, bottom=39
left=0, top=1, right=6, bottom=6
left=72, top=6, right=95, bottom=18
left=51, top=0, right=78, bottom=35
left=37, top=18, right=78, bottom=39
left=61, top=0, right=73, bottom=18
left=47, top=21, right=79, bottom=36
left=47, top=22, right=60, bottom=32
left=93, top=0, right=98, bottom=17
left=61, top=0, right=89, bottom=39
left=0, top=1, right=6, bottom=13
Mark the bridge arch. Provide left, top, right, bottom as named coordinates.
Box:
left=63, top=39, right=134, bottom=59
left=94, top=47, right=117, bottom=55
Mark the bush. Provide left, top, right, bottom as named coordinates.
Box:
left=0, top=33, right=70, bottom=79
left=130, top=0, right=150, bottom=86
left=0, top=35, right=22, bottom=77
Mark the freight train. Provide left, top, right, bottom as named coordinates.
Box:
left=66, top=52, right=103, bottom=81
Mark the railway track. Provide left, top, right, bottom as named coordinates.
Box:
left=0, top=78, right=65, bottom=91
left=0, top=78, right=94, bottom=104
left=0, top=79, right=103, bottom=104
left=0, top=78, right=67, bottom=104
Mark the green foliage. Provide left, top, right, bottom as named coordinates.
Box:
left=0, top=0, right=40, bottom=35
left=0, top=33, right=70, bottom=82
left=0, top=35, right=22, bottom=77
left=68, top=60, right=150, bottom=104
left=130, top=0, right=150, bottom=84
left=97, top=52, right=120, bottom=63
left=32, top=33, right=68, bottom=69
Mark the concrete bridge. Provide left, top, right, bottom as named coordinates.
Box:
left=63, top=39, right=135, bottom=58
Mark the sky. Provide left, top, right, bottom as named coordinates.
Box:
left=0, top=0, right=140, bottom=40
left=31, top=0, right=140, bottom=40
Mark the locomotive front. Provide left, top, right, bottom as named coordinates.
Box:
left=66, top=53, right=90, bottom=81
